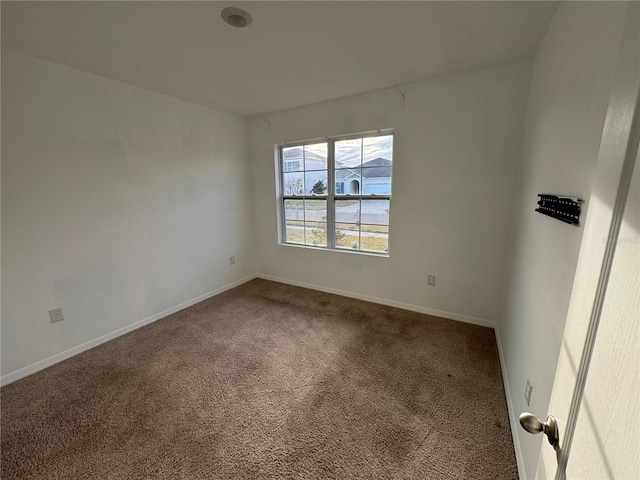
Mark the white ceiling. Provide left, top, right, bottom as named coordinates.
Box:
left=1, top=1, right=558, bottom=118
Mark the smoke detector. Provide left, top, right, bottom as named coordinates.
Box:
left=221, top=7, right=253, bottom=28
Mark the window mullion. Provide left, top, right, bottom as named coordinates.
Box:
left=327, top=139, right=336, bottom=248
left=358, top=196, right=362, bottom=250
left=280, top=145, right=287, bottom=243
left=302, top=148, right=306, bottom=245
left=358, top=139, right=363, bottom=250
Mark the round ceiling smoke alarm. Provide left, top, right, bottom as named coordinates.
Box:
left=221, top=7, right=252, bottom=28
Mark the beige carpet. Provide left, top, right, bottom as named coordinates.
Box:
left=1, top=279, right=518, bottom=479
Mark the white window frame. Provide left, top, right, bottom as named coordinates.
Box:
left=277, top=129, right=393, bottom=255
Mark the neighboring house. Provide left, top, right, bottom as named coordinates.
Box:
left=335, top=157, right=392, bottom=195
left=283, top=147, right=391, bottom=195
left=283, top=147, right=327, bottom=194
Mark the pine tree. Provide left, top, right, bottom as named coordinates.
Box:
left=311, top=179, right=326, bottom=194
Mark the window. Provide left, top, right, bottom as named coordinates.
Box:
left=283, top=160, right=301, bottom=172
left=279, top=131, right=393, bottom=254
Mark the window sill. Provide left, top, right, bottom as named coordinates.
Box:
left=278, top=241, right=389, bottom=258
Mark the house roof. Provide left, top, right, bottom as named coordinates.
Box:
left=336, top=158, right=392, bottom=180
left=360, top=158, right=392, bottom=178
left=283, top=147, right=325, bottom=165
left=283, top=148, right=392, bottom=179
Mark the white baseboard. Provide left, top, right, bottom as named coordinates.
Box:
left=0, top=274, right=257, bottom=387
left=256, top=273, right=496, bottom=329
left=3, top=272, right=523, bottom=476
left=495, top=325, right=525, bottom=479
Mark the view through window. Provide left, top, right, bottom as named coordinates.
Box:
left=279, top=131, right=393, bottom=254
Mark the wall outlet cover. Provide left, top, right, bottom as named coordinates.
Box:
left=427, top=275, right=436, bottom=286
left=49, top=308, right=64, bottom=323
left=525, top=378, right=533, bottom=406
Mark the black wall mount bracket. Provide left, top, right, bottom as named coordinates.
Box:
left=536, top=194, right=583, bottom=226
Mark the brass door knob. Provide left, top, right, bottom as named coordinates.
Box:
left=519, top=412, right=559, bottom=446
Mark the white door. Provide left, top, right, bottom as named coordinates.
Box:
left=531, top=3, right=640, bottom=479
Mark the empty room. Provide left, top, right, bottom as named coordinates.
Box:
left=1, top=1, right=638, bottom=479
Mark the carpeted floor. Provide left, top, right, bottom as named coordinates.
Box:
left=1, top=279, right=518, bottom=479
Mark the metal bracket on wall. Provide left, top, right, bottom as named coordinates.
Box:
left=536, top=194, right=583, bottom=226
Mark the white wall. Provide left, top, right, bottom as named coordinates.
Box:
left=1, top=7, right=630, bottom=477
left=248, top=61, right=531, bottom=324
left=1, top=49, right=255, bottom=380
left=498, top=3, right=627, bottom=478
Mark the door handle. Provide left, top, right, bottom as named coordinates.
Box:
left=519, top=412, right=559, bottom=447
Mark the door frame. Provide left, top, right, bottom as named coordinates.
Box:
left=536, top=3, right=640, bottom=479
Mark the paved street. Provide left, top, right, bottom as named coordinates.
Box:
left=285, top=200, right=389, bottom=225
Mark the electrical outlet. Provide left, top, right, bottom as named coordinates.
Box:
left=525, top=378, right=533, bottom=406
left=229, top=256, right=235, bottom=265
left=49, top=308, right=64, bottom=323
left=427, top=275, right=436, bottom=286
